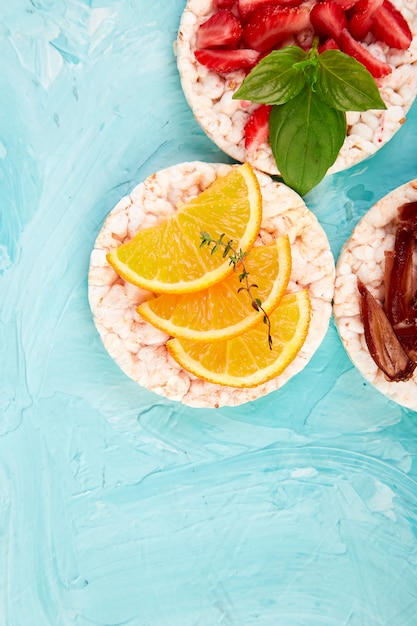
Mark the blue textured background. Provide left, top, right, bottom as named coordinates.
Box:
left=1, top=1, right=417, bottom=624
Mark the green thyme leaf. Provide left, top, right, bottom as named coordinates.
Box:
left=315, top=49, right=387, bottom=111
left=199, top=232, right=273, bottom=348
left=269, top=88, right=346, bottom=196
left=233, top=47, right=307, bottom=105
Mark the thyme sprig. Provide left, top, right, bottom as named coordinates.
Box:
left=200, top=232, right=272, bottom=349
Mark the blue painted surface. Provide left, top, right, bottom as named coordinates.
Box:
left=1, top=1, right=417, bottom=624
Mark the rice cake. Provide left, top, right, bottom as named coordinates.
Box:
left=88, top=162, right=335, bottom=408
left=334, top=178, right=417, bottom=410
left=175, top=0, right=417, bottom=178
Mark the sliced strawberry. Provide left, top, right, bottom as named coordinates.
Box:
left=327, top=0, right=361, bottom=9
left=242, top=5, right=311, bottom=52
left=348, top=0, right=384, bottom=40
left=213, top=0, right=236, bottom=7
left=244, top=105, right=272, bottom=151
left=371, top=0, right=412, bottom=50
left=196, top=9, right=243, bottom=50
left=310, top=2, right=348, bottom=43
left=318, top=37, right=340, bottom=52
left=237, top=0, right=303, bottom=19
left=194, top=48, right=261, bottom=72
left=339, top=28, right=392, bottom=77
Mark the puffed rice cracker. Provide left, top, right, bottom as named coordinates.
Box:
left=175, top=0, right=417, bottom=177
left=334, top=178, right=417, bottom=410
left=88, top=162, right=335, bottom=408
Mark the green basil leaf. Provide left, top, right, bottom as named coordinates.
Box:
left=233, top=47, right=307, bottom=105
left=316, top=50, right=387, bottom=111
left=269, top=88, right=346, bottom=196
left=293, top=46, right=320, bottom=91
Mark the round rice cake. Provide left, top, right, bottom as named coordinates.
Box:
left=88, top=162, right=335, bottom=408
left=334, top=178, right=417, bottom=410
left=175, top=0, right=417, bottom=177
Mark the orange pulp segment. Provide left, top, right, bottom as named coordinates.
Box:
left=137, top=236, right=291, bottom=342
left=106, top=163, right=262, bottom=293
left=166, top=290, right=311, bottom=388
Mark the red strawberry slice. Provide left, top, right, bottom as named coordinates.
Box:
left=310, top=2, right=348, bottom=43
left=196, top=9, right=243, bottom=49
left=348, top=0, right=384, bottom=40
left=339, top=28, right=392, bottom=77
left=238, top=0, right=303, bottom=19
left=327, top=0, right=361, bottom=9
left=242, top=5, right=311, bottom=52
left=244, top=105, right=272, bottom=151
left=318, top=37, right=340, bottom=52
left=194, top=48, right=261, bottom=72
left=371, top=0, right=412, bottom=50
left=213, top=0, right=236, bottom=7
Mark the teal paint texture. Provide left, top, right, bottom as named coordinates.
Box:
left=1, top=1, right=417, bottom=624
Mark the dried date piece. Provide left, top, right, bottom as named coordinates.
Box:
left=384, top=223, right=415, bottom=326
left=383, top=201, right=417, bottom=361
left=357, top=278, right=416, bottom=381
left=397, top=200, right=417, bottom=223
left=392, top=323, right=417, bottom=362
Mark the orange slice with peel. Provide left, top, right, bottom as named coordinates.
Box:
left=106, top=163, right=262, bottom=294
left=167, top=290, right=311, bottom=388
left=137, top=236, right=292, bottom=342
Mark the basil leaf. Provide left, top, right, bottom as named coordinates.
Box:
left=233, top=47, right=307, bottom=105
left=315, top=50, right=387, bottom=111
left=293, top=48, right=320, bottom=91
left=269, top=88, right=346, bottom=196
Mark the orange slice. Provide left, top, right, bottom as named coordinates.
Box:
left=137, top=236, right=291, bottom=342
left=167, top=290, right=311, bottom=388
left=106, top=163, right=262, bottom=293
